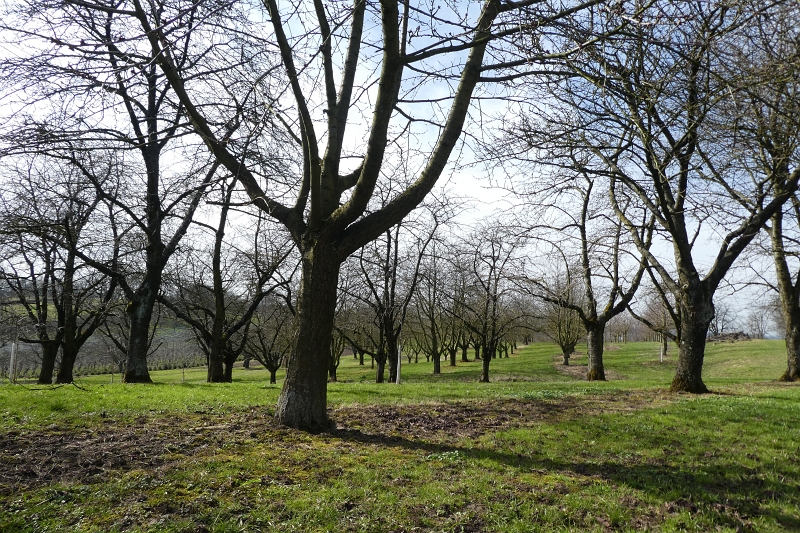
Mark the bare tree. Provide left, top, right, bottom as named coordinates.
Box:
left=708, top=300, right=739, bottom=338
left=512, top=173, right=653, bottom=380
left=243, top=294, right=295, bottom=385
left=525, top=1, right=800, bottom=392
left=536, top=267, right=585, bottom=365
left=734, top=8, right=800, bottom=380
left=0, top=156, right=117, bottom=383
left=744, top=307, right=769, bottom=340
left=91, top=0, right=611, bottom=429
left=160, top=181, right=296, bottom=382
left=457, top=222, right=525, bottom=382
left=629, top=281, right=681, bottom=363
left=413, top=238, right=456, bottom=375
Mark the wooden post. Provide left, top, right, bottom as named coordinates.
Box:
left=9, top=341, right=18, bottom=383
left=396, top=346, right=401, bottom=384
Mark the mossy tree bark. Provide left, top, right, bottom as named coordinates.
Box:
left=669, top=283, right=715, bottom=393
left=585, top=327, right=606, bottom=381
left=275, top=239, right=341, bottom=431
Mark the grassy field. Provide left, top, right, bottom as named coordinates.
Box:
left=0, top=340, right=798, bottom=532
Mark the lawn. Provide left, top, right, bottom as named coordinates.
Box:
left=0, top=340, right=798, bottom=532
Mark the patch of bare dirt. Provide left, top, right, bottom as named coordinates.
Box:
left=0, top=390, right=672, bottom=493
left=331, top=389, right=670, bottom=441
left=0, top=409, right=280, bottom=494
left=331, top=399, right=571, bottom=440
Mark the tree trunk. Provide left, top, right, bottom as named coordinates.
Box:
left=387, top=336, right=399, bottom=383
left=223, top=354, right=235, bottom=382
left=586, top=327, right=606, bottom=381
left=56, top=346, right=78, bottom=384
left=449, top=347, right=457, bottom=366
left=208, top=343, right=226, bottom=383
left=37, top=342, right=59, bottom=385
left=780, top=311, right=800, bottom=381
left=474, top=344, right=481, bottom=360
left=269, top=368, right=277, bottom=384
left=660, top=335, right=668, bottom=362
left=274, top=241, right=340, bottom=431
left=480, top=343, right=491, bottom=382
left=375, top=349, right=386, bottom=383
left=772, top=213, right=800, bottom=382
left=123, top=291, right=156, bottom=383
left=461, top=343, right=469, bottom=362
left=670, top=290, right=713, bottom=393
left=56, top=248, right=78, bottom=384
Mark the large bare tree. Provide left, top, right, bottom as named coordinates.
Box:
left=511, top=173, right=653, bottom=380
left=93, top=0, right=607, bottom=429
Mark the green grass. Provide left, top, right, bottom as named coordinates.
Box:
left=1, top=340, right=798, bottom=532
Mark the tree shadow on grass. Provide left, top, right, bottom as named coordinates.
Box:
left=327, top=415, right=800, bottom=531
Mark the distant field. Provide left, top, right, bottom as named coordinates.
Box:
left=1, top=340, right=797, bottom=532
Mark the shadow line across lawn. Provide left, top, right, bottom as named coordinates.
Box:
left=326, top=399, right=800, bottom=531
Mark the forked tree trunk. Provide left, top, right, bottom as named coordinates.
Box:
left=586, top=326, right=606, bottom=381
left=670, top=291, right=713, bottom=393
left=274, top=242, right=340, bottom=431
